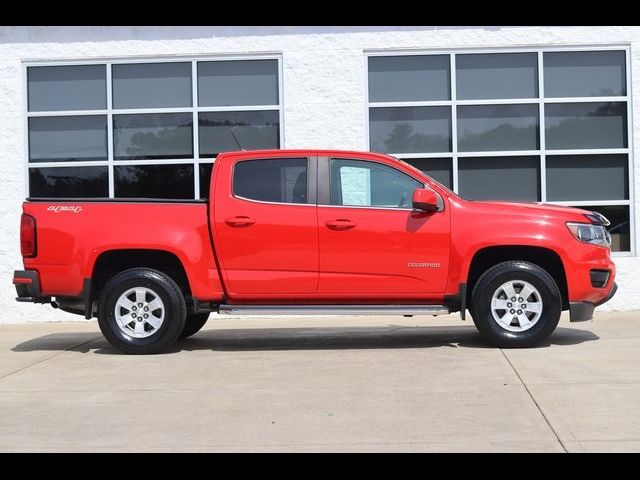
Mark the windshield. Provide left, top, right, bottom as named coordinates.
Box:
left=393, top=156, right=456, bottom=196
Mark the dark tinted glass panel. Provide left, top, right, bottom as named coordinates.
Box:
left=546, top=154, right=628, bottom=201
left=113, top=113, right=193, bottom=160
left=369, top=106, right=451, bottom=154
left=458, top=156, right=540, bottom=202
left=576, top=204, right=630, bottom=252
left=368, top=55, right=450, bottom=102
left=29, top=116, right=107, bottom=162
left=114, top=164, right=194, bottom=199
left=330, top=158, right=422, bottom=208
left=233, top=158, right=308, bottom=204
left=405, top=158, right=452, bottom=189
left=456, top=53, right=538, bottom=100
left=29, top=166, right=108, bottom=198
left=28, top=65, right=106, bottom=112
left=545, top=102, right=627, bottom=149
left=199, top=110, right=279, bottom=157
left=112, top=62, right=192, bottom=109
left=457, top=104, right=539, bottom=152
left=198, top=60, right=278, bottom=106
left=199, top=163, right=214, bottom=199
left=544, top=51, right=626, bottom=98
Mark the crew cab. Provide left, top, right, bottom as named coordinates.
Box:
left=14, top=149, right=617, bottom=353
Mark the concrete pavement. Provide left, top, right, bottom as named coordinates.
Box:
left=0, top=310, right=638, bottom=452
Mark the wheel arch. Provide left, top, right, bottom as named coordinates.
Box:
left=90, top=249, right=192, bottom=299
left=465, top=245, right=569, bottom=311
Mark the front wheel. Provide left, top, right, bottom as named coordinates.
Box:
left=98, top=268, right=187, bottom=354
left=470, top=261, right=562, bottom=348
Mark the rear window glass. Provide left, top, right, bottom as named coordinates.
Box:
left=233, top=158, right=308, bottom=204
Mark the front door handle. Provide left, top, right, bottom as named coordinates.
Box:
left=225, top=216, right=256, bottom=227
left=325, top=219, right=357, bottom=230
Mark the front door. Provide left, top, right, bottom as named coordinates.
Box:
left=213, top=156, right=318, bottom=296
left=317, top=157, right=450, bottom=297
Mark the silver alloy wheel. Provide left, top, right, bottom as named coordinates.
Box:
left=490, top=280, right=543, bottom=332
left=114, top=287, right=165, bottom=338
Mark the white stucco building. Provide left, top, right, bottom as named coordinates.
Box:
left=1, top=25, right=638, bottom=323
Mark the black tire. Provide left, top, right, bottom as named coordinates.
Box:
left=97, top=268, right=187, bottom=354
left=470, top=261, right=562, bottom=348
left=179, top=313, right=210, bottom=339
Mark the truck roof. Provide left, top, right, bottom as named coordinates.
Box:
left=215, top=149, right=393, bottom=160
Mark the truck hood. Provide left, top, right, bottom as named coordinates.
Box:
left=458, top=199, right=594, bottom=222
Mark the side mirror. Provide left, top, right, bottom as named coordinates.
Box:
left=412, top=188, right=439, bottom=212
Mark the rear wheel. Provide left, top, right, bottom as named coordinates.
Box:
left=98, top=268, right=186, bottom=354
left=179, top=312, right=210, bottom=339
left=470, top=261, right=562, bottom=348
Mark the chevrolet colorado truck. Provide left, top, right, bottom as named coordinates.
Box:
left=14, top=149, right=617, bottom=354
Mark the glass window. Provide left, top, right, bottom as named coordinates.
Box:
left=369, top=106, right=451, bottom=154
left=546, top=154, right=628, bottom=202
left=330, top=158, right=422, bottom=208
left=405, top=158, right=453, bottom=189
left=458, top=156, right=540, bottom=202
left=545, top=102, right=627, bottom=150
left=29, top=166, right=108, bottom=198
left=198, top=110, right=279, bottom=157
left=544, top=51, right=626, bottom=98
left=113, top=113, right=193, bottom=160
left=575, top=205, right=630, bottom=252
left=114, top=164, right=194, bottom=199
left=199, top=163, right=214, bottom=199
left=28, top=65, right=106, bottom=112
left=457, top=104, right=539, bottom=152
left=368, top=55, right=450, bottom=102
left=28, top=116, right=107, bottom=162
left=198, top=60, right=278, bottom=107
left=456, top=53, right=538, bottom=100
left=112, top=62, right=192, bottom=109
left=233, top=158, right=308, bottom=204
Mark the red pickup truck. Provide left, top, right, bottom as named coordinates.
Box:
left=14, top=149, right=617, bottom=354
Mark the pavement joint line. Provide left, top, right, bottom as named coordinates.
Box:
left=0, top=336, right=102, bottom=381
left=500, top=349, right=568, bottom=453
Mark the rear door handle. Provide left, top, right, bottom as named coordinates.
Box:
left=325, top=219, right=357, bottom=230
left=225, top=216, right=256, bottom=227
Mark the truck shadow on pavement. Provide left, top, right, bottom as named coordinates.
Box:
left=12, top=325, right=599, bottom=354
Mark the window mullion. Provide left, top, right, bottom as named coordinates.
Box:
left=106, top=62, right=114, bottom=198
left=538, top=51, right=546, bottom=203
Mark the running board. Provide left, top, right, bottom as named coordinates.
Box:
left=218, top=304, right=450, bottom=316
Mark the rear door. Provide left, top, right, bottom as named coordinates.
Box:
left=212, top=155, right=318, bottom=296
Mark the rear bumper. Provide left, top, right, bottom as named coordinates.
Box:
left=13, top=270, right=51, bottom=304
left=569, top=282, right=617, bottom=322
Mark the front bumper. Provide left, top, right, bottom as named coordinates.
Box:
left=569, top=282, right=617, bottom=322
left=13, top=270, right=51, bottom=304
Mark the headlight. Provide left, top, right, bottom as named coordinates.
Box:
left=567, top=222, right=611, bottom=248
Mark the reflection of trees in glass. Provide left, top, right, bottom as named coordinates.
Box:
left=378, top=123, right=450, bottom=153
left=546, top=103, right=627, bottom=149
left=115, top=165, right=194, bottom=199
left=459, top=124, right=538, bottom=152
left=29, top=168, right=108, bottom=197
left=125, top=122, right=193, bottom=159
left=199, top=116, right=279, bottom=156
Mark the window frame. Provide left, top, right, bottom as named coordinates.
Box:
left=320, top=156, right=428, bottom=211
left=23, top=54, right=284, bottom=200
left=364, top=45, right=634, bottom=256
left=231, top=156, right=316, bottom=207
